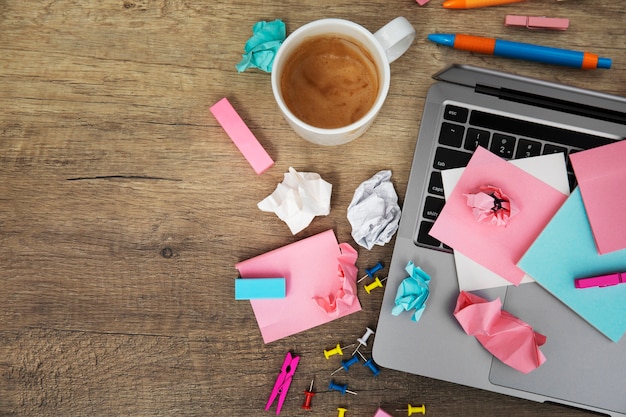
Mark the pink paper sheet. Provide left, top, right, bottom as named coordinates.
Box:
left=373, top=408, right=393, bottom=417
left=429, top=147, right=568, bottom=286
left=570, top=140, right=626, bottom=254
left=454, top=291, right=547, bottom=374
left=235, top=230, right=361, bottom=343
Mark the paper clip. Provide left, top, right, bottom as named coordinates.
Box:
left=504, top=15, right=569, bottom=30
left=396, top=404, right=426, bottom=415
left=265, top=352, right=300, bottom=415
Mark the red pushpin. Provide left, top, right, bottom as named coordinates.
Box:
left=302, top=379, right=315, bottom=410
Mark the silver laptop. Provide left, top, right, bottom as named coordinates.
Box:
left=372, top=64, right=626, bottom=416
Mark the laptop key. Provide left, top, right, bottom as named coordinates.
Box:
left=443, top=104, right=469, bottom=123
left=465, top=128, right=490, bottom=151
left=423, top=196, right=445, bottom=220
left=490, top=133, right=516, bottom=159
left=433, top=147, right=473, bottom=170
left=439, top=122, right=465, bottom=147
left=515, top=138, right=542, bottom=158
left=417, top=220, right=442, bottom=247
left=543, top=143, right=568, bottom=156
left=428, top=172, right=444, bottom=196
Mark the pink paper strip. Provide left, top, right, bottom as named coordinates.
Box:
left=570, top=140, right=626, bottom=254
left=210, top=97, right=274, bottom=174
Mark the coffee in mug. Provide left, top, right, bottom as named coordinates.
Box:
left=280, top=34, right=379, bottom=129
left=271, top=17, right=415, bottom=145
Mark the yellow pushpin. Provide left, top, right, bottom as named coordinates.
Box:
left=337, top=407, right=348, bottom=417
left=324, top=343, right=355, bottom=359
left=364, top=277, right=387, bottom=294
left=396, top=404, right=426, bottom=415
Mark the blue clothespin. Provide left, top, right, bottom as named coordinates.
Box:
left=266, top=352, right=300, bottom=415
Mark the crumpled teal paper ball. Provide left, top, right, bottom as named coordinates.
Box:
left=392, top=261, right=431, bottom=322
left=236, top=19, right=286, bottom=73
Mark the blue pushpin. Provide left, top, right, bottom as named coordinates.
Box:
left=328, top=380, right=357, bottom=395
left=357, top=351, right=381, bottom=376
left=331, top=355, right=360, bottom=375
left=358, top=262, right=383, bottom=283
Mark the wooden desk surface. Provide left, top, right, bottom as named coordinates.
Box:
left=1, top=1, right=624, bottom=416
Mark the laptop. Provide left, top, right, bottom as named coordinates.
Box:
left=372, top=64, right=626, bottom=416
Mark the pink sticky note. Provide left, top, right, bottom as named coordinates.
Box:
left=210, top=97, right=274, bottom=174
left=429, top=147, right=568, bottom=286
left=454, top=291, right=547, bottom=374
left=373, top=408, right=393, bottom=417
left=571, top=140, right=626, bottom=254
left=236, top=230, right=362, bottom=343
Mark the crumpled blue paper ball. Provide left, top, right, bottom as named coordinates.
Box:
left=392, top=261, right=431, bottom=322
left=236, top=19, right=286, bottom=73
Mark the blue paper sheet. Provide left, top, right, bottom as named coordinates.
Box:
left=518, top=188, right=626, bottom=342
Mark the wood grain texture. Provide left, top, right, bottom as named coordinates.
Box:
left=1, top=1, right=624, bottom=416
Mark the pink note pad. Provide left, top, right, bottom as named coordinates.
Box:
left=429, top=147, right=568, bottom=286
left=210, top=97, right=274, bottom=174
left=235, top=230, right=362, bottom=343
left=571, top=140, right=626, bottom=254
left=373, top=408, right=393, bottom=417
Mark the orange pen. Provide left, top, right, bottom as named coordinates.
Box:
left=443, top=0, right=524, bottom=8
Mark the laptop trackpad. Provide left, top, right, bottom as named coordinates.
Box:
left=488, top=282, right=626, bottom=414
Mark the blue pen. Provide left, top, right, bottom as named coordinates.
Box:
left=428, top=33, right=612, bottom=69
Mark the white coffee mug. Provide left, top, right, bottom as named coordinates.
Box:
left=271, top=17, right=416, bottom=146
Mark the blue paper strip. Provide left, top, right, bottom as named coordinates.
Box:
left=235, top=278, right=286, bottom=300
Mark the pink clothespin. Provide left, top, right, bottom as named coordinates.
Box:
left=505, top=15, right=569, bottom=30
left=266, top=352, right=300, bottom=415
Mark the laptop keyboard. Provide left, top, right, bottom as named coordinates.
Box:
left=416, top=103, right=615, bottom=252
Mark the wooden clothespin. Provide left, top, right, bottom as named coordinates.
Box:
left=505, top=15, right=570, bottom=31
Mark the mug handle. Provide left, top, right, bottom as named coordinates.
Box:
left=374, top=16, right=416, bottom=64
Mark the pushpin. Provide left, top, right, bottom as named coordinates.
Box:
left=358, top=262, right=383, bottom=282
left=352, top=327, right=375, bottom=355
left=396, top=404, right=426, bottom=415
left=364, top=277, right=387, bottom=294
left=328, top=380, right=357, bottom=395
left=302, top=379, right=315, bottom=410
left=357, top=351, right=381, bottom=376
left=324, top=343, right=355, bottom=360
left=337, top=407, right=348, bottom=417
left=331, top=355, right=360, bottom=375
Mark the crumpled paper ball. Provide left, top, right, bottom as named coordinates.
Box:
left=464, top=185, right=519, bottom=226
left=347, top=170, right=401, bottom=250
left=391, top=261, right=431, bottom=322
left=258, top=167, right=332, bottom=235
left=313, top=243, right=358, bottom=317
left=235, top=19, right=286, bottom=73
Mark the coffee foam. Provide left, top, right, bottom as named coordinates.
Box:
left=280, top=35, right=379, bottom=129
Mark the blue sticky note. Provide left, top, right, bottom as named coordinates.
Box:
left=518, top=188, right=626, bottom=342
left=235, top=278, right=286, bottom=300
